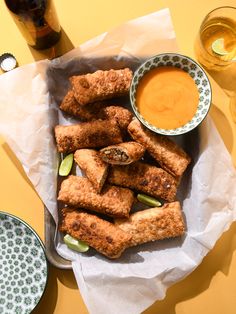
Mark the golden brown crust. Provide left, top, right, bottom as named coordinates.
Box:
left=54, top=119, right=123, bottom=153
left=60, top=208, right=132, bottom=259
left=115, top=202, right=185, bottom=246
left=58, top=175, right=134, bottom=218
left=100, top=141, right=145, bottom=165
left=108, top=161, right=177, bottom=202
left=59, top=92, right=133, bottom=132
left=70, top=68, right=133, bottom=105
left=74, top=149, right=108, bottom=193
left=128, top=118, right=191, bottom=177
left=59, top=90, right=107, bottom=121
left=101, top=106, right=133, bottom=132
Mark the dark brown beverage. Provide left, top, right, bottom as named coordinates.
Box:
left=4, top=0, right=61, bottom=50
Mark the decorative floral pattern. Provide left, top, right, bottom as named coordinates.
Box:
left=0, top=212, right=48, bottom=313
left=130, top=53, right=212, bottom=135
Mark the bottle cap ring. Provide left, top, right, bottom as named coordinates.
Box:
left=0, top=53, right=17, bottom=72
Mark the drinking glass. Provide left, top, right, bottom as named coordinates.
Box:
left=195, top=6, right=236, bottom=71
left=195, top=6, right=236, bottom=123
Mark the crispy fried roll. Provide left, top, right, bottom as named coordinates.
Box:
left=74, top=149, right=108, bottom=193
left=59, top=90, right=106, bottom=121
left=55, top=119, right=123, bottom=153
left=100, top=142, right=145, bottom=165
left=58, top=176, right=134, bottom=218
left=60, top=208, right=132, bottom=259
left=60, top=92, right=133, bottom=131
left=108, top=162, right=177, bottom=202
left=101, top=106, right=133, bottom=132
left=128, top=118, right=191, bottom=177
left=70, top=68, right=133, bottom=105
left=115, top=202, right=185, bottom=246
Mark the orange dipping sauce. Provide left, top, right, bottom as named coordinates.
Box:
left=136, top=66, right=199, bottom=129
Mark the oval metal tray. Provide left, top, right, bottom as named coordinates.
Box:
left=44, top=207, right=72, bottom=269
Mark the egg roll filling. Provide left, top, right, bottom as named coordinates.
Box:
left=100, top=141, right=145, bottom=165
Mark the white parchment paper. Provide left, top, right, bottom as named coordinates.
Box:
left=0, top=8, right=236, bottom=314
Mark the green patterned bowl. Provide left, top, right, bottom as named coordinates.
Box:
left=130, top=53, right=212, bottom=136
left=0, top=212, right=48, bottom=314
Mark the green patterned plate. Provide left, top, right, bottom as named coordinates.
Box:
left=0, top=212, right=48, bottom=314
left=130, top=53, right=212, bottom=136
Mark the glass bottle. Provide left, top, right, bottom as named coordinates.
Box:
left=4, top=0, right=61, bottom=50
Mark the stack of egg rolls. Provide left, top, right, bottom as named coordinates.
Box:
left=55, top=67, right=190, bottom=259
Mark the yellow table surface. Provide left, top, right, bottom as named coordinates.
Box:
left=0, top=0, right=236, bottom=313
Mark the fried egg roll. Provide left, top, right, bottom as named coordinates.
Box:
left=74, top=149, right=108, bottom=193
left=115, top=201, right=185, bottom=246
left=128, top=118, right=191, bottom=177
left=59, top=90, right=106, bottom=121
left=60, top=91, right=133, bottom=131
left=101, top=106, right=133, bottom=133
left=58, top=176, right=134, bottom=218
left=55, top=119, right=123, bottom=153
left=60, top=208, right=132, bottom=259
left=108, top=161, right=177, bottom=202
left=100, top=142, right=145, bottom=165
left=70, top=68, right=133, bottom=105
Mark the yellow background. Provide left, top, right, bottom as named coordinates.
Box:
left=0, top=1, right=236, bottom=313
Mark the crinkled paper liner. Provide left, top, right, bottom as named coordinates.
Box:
left=0, top=8, right=236, bottom=314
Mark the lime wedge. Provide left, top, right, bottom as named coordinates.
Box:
left=137, top=194, right=162, bottom=207
left=212, top=38, right=228, bottom=56
left=59, top=153, right=74, bottom=176
left=64, top=234, right=89, bottom=253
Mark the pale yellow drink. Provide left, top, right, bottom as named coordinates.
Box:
left=195, top=7, right=236, bottom=70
